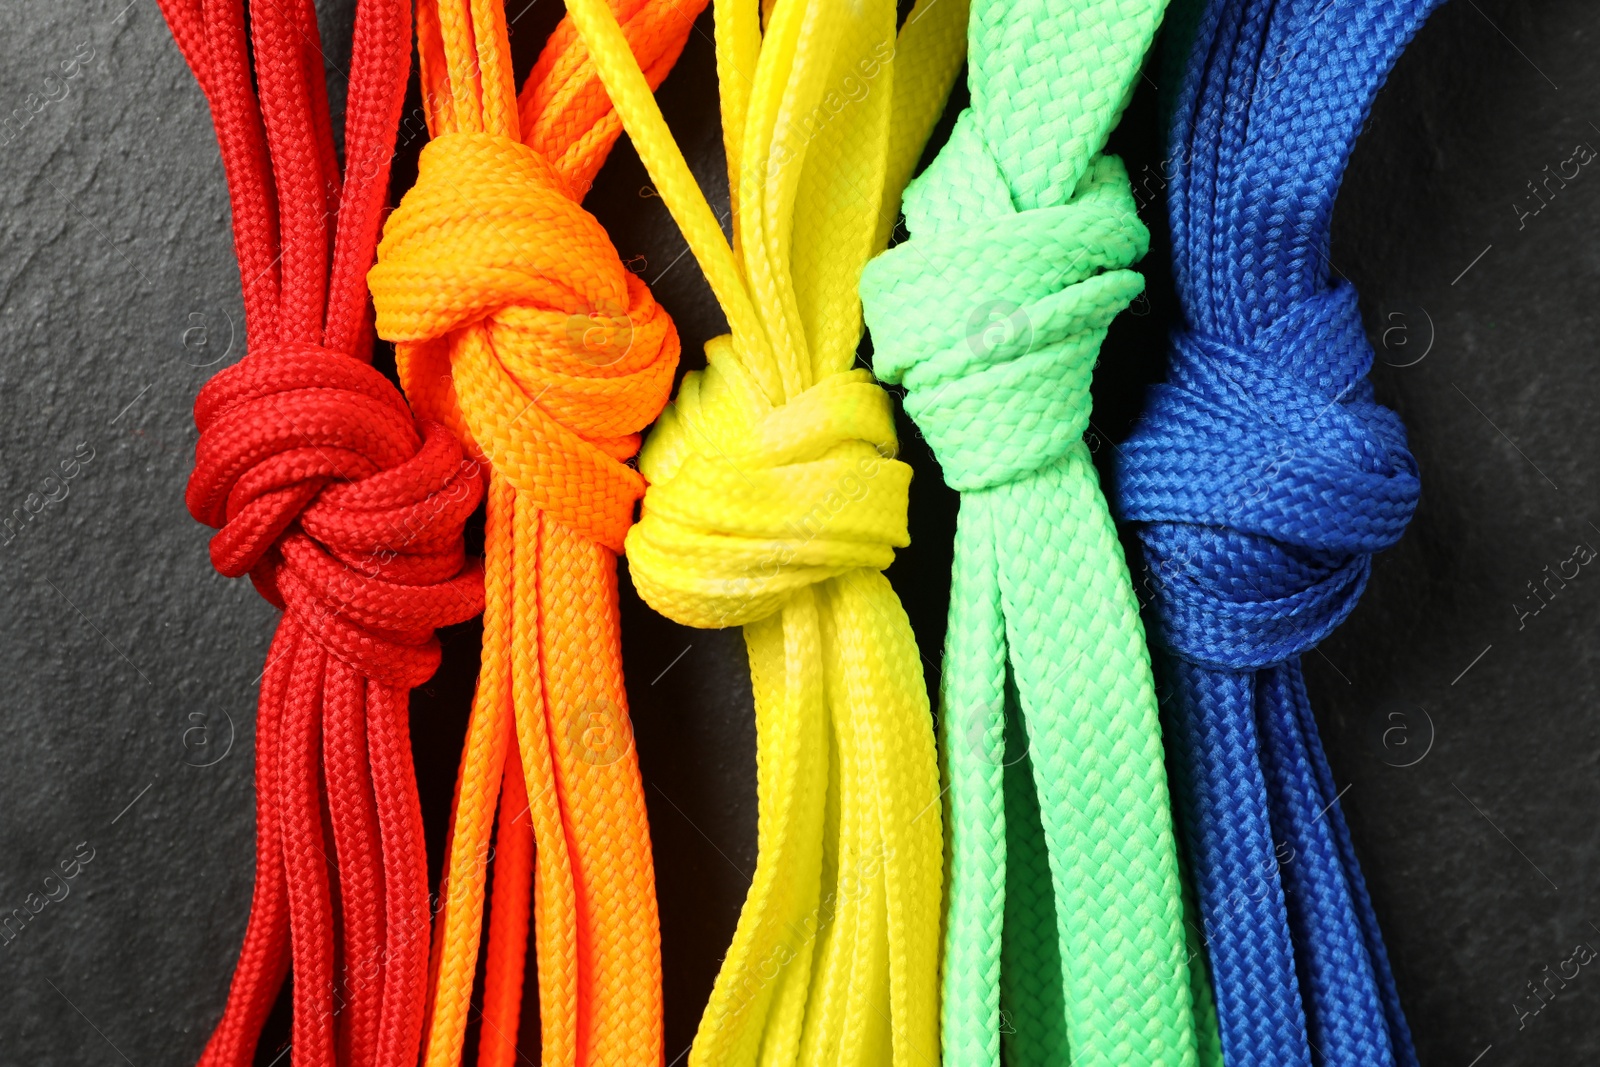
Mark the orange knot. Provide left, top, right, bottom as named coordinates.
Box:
left=369, top=131, right=680, bottom=553
left=187, top=342, right=487, bottom=687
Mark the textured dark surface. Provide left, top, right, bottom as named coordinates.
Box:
left=0, top=0, right=1595, bottom=1064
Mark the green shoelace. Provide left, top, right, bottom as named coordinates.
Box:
left=860, top=1, right=1222, bottom=1064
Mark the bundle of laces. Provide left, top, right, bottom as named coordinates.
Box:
left=560, top=0, right=966, bottom=1060
left=1112, top=0, right=1439, bottom=1063
left=368, top=0, right=709, bottom=1061
left=159, top=1, right=483, bottom=1065
left=858, top=0, right=1224, bottom=1063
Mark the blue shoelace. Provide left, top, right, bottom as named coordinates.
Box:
left=1112, top=1, right=1442, bottom=1064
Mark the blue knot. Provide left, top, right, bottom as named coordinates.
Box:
left=862, top=112, right=1149, bottom=491
left=1114, top=284, right=1420, bottom=671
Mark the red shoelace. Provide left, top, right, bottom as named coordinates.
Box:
left=157, top=2, right=485, bottom=1066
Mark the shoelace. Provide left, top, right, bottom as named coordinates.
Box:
left=158, top=3, right=485, bottom=1067
left=858, top=2, right=1225, bottom=1064
left=366, top=1, right=708, bottom=1062
left=1111, top=1, right=1438, bottom=1064
left=559, top=0, right=965, bottom=1061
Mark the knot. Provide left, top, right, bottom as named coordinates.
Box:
left=187, top=342, right=487, bottom=688
left=624, top=346, right=911, bottom=628
left=369, top=131, right=679, bottom=552
left=1114, top=285, right=1421, bottom=670
left=861, top=113, right=1148, bottom=491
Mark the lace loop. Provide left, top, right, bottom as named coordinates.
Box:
left=866, top=129, right=1148, bottom=491
left=1120, top=286, right=1419, bottom=553
left=188, top=341, right=485, bottom=683
left=1118, top=285, right=1420, bottom=670
left=628, top=363, right=909, bottom=627
left=370, top=131, right=678, bottom=551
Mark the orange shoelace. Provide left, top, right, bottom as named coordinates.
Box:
left=367, top=0, right=707, bottom=1064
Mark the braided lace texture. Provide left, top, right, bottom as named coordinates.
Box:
left=367, top=0, right=708, bottom=1062
left=560, top=0, right=966, bottom=1061
left=1111, top=1, right=1439, bottom=1065
left=858, top=1, right=1227, bottom=1064
left=158, top=3, right=484, bottom=1066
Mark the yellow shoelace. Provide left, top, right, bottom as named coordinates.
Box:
left=561, top=0, right=965, bottom=1061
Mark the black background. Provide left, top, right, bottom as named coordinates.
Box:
left=1, top=0, right=1596, bottom=1063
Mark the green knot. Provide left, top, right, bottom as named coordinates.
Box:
left=861, top=111, right=1149, bottom=492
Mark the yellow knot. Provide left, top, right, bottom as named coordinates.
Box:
left=625, top=338, right=911, bottom=629
left=369, top=131, right=678, bottom=552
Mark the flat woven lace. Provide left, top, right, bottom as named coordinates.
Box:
left=366, top=0, right=708, bottom=1063
left=158, top=2, right=484, bottom=1066
left=858, top=1, right=1226, bottom=1064
left=558, top=0, right=966, bottom=1061
left=1111, top=1, right=1438, bottom=1064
